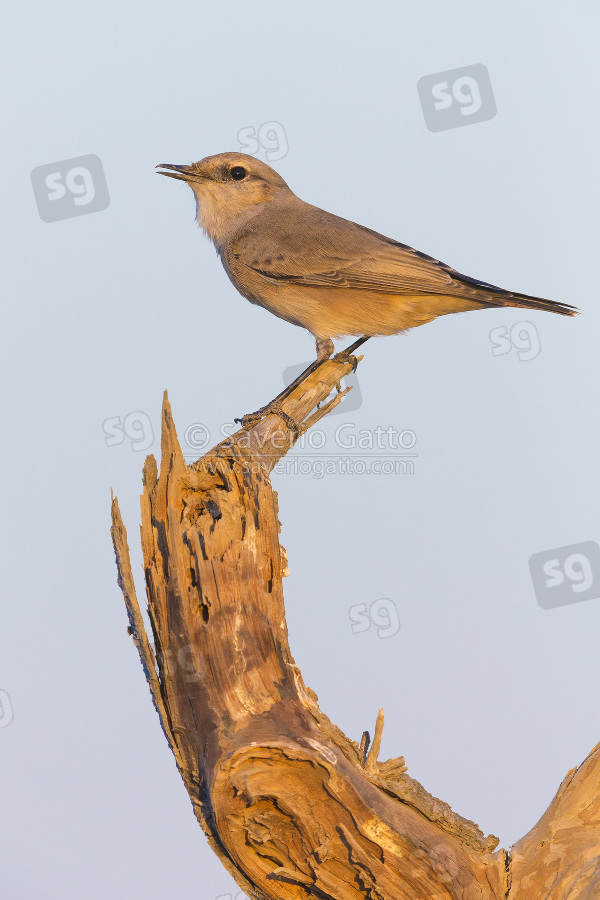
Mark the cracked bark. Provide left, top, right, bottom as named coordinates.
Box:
left=111, top=351, right=600, bottom=899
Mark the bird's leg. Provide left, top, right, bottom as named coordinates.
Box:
left=235, top=338, right=335, bottom=434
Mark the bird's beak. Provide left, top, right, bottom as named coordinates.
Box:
left=156, top=163, right=205, bottom=183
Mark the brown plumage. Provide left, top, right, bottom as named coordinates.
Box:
left=158, top=152, right=577, bottom=363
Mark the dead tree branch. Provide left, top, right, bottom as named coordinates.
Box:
left=111, top=352, right=600, bottom=899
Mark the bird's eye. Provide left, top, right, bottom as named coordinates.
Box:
left=230, top=166, right=247, bottom=181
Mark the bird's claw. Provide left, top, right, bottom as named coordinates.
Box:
left=234, top=411, right=262, bottom=429
left=234, top=403, right=300, bottom=439
left=333, top=349, right=359, bottom=373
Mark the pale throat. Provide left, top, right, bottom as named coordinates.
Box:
left=194, top=190, right=229, bottom=245
left=194, top=188, right=272, bottom=248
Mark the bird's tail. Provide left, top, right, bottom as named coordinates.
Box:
left=486, top=291, right=578, bottom=317
left=452, top=270, right=579, bottom=317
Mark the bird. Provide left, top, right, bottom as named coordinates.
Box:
left=157, top=152, right=577, bottom=426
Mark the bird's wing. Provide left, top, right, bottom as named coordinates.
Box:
left=231, top=203, right=481, bottom=296
left=228, top=201, right=577, bottom=316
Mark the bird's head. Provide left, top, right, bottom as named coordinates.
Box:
left=157, top=152, right=292, bottom=246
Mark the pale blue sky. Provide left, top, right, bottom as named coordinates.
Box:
left=1, top=2, right=599, bottom=898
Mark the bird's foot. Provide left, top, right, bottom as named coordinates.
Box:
left=234, top=402, right=300, bottom=439
left=333, top=348, right=359, bottom=373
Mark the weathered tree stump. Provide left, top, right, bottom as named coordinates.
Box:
left=111, top=351, right=600, bottom=899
